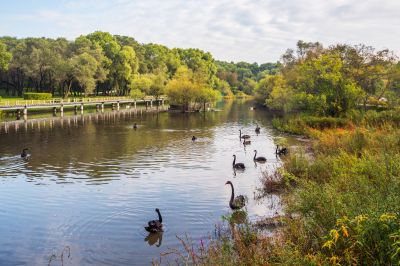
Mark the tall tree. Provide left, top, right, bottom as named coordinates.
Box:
left=0, top=41, right=12, bottom=71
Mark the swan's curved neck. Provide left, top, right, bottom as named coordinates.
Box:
left=232, top=156, right=236, bottom=166
left=156, top=210, right=162, bottom=223
left=254, top=151, right=257, bottom=160
left=229, top=183, right=235, bottom=206
left=239, top=130, right=241, bottom=138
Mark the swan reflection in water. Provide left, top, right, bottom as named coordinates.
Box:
left=145, top=231, right=163, bottom=247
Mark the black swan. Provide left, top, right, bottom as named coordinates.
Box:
left=21, top=148, right=30, bottom=158
left=276, top=145, right=288, bottom=155
left=133, top=123, right=137, bottom=129
left=255, top=124, right=260, bottom=133
left=192, top=136, right=197, bottom=141
left=239, top=130, right=250, bottom=139
left=232, top=155, right=245, bottom=169
left=145, top=208, right=163, bottom=233
left=253, top=150, right=267, bottom=162
left=243, top=139, right=251, bottom=145
left=225, top=181, right=246, bottom=210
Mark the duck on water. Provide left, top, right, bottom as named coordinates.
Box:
left=21, top=148, right=30, bottom=159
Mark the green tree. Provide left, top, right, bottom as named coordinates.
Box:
left=255, top=75, right=281, bottom=102
left=297, top=52, right=364, bottom=115
left=166, top=66, right=198, bottom=111
left=148, top=73, right=166, bottom=101
left=130, top=89, right=145, bottom=100
left=196, top=86, right=220, bottom=111
left=0, top=41, right=12, bottom=71
left=130, top=74, right=153, bottom=94
left=113, top=46, right=139, bottom=95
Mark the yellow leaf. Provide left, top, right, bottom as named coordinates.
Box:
left=330, top=229, right=339, bottom=242
left=329, top=256, right=339, bottom=264
left=380, top=213, right=396, bottom=222
left=323, top=240, right=334, bottom=250
left=342, top=225, right=349, bottom=237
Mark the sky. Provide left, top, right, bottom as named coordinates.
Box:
left=0, top=0, right=399, bottom=63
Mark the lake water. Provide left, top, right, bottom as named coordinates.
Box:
left=0, top=100, right=283, bottom=265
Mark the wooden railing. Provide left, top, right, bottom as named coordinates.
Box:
left=0, top=96, right=166, bottom=108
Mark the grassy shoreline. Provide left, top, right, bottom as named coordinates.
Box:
left=163, top=109, right=400, bottom=265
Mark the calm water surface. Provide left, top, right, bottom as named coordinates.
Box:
left=0, top=101, right=283, bottom=265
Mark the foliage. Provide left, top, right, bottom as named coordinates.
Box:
left=255, top=41, right=399, bottom=116
left=216, top=60, right=281, bottom=95
left=166, top=66, right=218, bottom=111
left=0, top=41, right=12, bottom=71
left=23, top=92, right=52, bottom=100
left=0, top=32, right=256, bottom=99
left=272, top=115, right=349, bottom=135
left=321, top=214, right=400, bottom=265
left=214, top=79, right=234, bottom=98
left=129, top=89, right=145, bottom=100
left=275, top=115, right=400, bottom=264
left=235, top=91, right=250, bottom=98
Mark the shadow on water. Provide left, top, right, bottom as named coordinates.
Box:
left=145, top=232, right=164, bottom=247
left=0, top=100, right=286, bottom=265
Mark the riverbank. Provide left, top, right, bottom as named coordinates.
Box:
left=169, top=108, right=400, bottom=265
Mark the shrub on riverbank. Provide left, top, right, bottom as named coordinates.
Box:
left=272, top=115, right=349, bottom=135
left=276, top=113, right=400, bottom=264
left=23, top=92, right=52, bottom=100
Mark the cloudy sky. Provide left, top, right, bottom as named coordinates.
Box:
left=0, top=0, right=399, bottom=63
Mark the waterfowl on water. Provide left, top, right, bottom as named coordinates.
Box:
left=239, top=130, right=250, bottom=139
left=276, top=145, right=288, bottom=155
left=243, top=139, right=251, bottom=145
left=145, top=208, right=163, bottom=233
left=133, top=123, right=137, bottom=129
left=225, top=181, right=246, bottom=210
left=21, top=148, right=30, bottom=158
left=192, top=136, right=197, bottom=141
left=232, top=155, right=245, bottom=169
left=253, top=150, right=267, bottom=162
left=255, top=124, right=260, bottom=133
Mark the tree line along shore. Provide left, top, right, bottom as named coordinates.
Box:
left=0, top=31, right=279, bottom=111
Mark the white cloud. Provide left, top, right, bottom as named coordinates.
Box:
left=1, top=0, right=399, bottom=63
